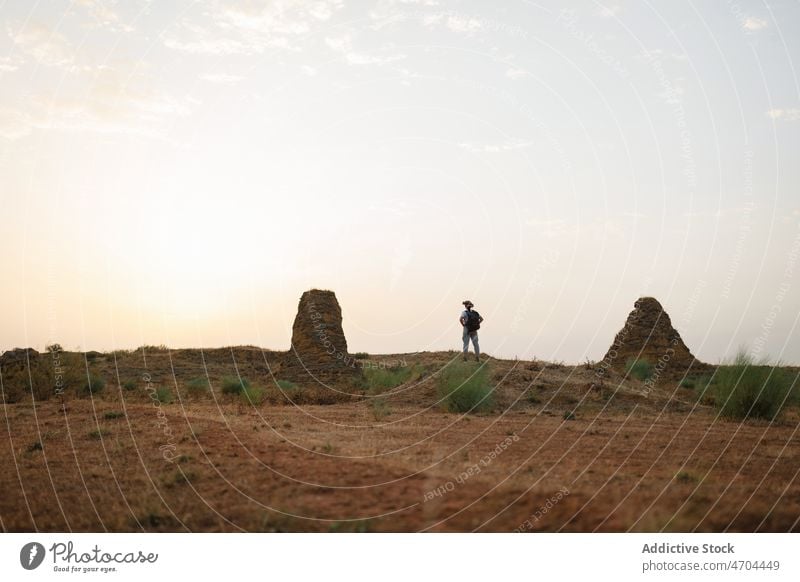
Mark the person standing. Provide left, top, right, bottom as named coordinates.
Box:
left=459, top=300, right=484, bottom=362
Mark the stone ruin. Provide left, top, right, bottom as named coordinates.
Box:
left=283, top=289, right=359, bottom=382
left=601, top=297, right=706, bottom=379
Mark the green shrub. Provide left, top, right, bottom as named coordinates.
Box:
left=222, top=375, right=250, bottom=395
left=692, top=375, right=715, bottom=405
left=104, top=411, right=125, bottom=420
left=562, top=410, right=576, bottom=421
left=240, top=385, right=265, bottom=406
left=84, top=374, right=105, bottom=394
left=186, top=377, right=210, bottom=395
left=353, top=352, right=369, bottom=360
left=276, top=379, right=298, bottom=392
left=712, top=350, right=796, bottom=420
left=88, top=428, right=109, bottom=440
left=626, top=358, right=653, bottom=381
left=122, top=379, right=137, bottom=391
left=363, top=364, right=420, bottom=393
left=437, top=362, right=493, bottom=413
left=154, top=386, right=172, bottom=404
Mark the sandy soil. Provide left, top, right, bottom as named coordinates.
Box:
left=1, top=351, right=798, bottom=532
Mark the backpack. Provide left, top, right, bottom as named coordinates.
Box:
left=466, top=310, right=481, bottom=332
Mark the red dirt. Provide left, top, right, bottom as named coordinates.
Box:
left=1, top=351, right=798, bottom=532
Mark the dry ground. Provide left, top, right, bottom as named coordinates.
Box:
left=1, top=350, right=798, bottom=532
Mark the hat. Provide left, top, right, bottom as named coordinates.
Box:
left=462, top=300, right=474, bottom=308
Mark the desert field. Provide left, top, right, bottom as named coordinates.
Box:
left=2, top=348, right=798, bottom=533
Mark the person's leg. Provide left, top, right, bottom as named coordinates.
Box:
left=471, top=332, right=480, bottom=361
left=462, top=327, right=469, bottom=360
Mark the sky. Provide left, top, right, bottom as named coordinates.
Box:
left=1, top=0, right=799, bottom=364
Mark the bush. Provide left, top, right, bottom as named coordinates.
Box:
left=186, top=377, right=210, bottom=395
left=88, top=428, right=109, bottom=440
left=363, top=364, right=420, bottom=393
left=712, top=350, right=796, bottom=420
left=691, top=375, right=715, bottom=405
left=154, top=386, right=172, bottom=404
left=240, top=385, right=265, bottom=406
left=122, top=379, right=137, bottom=391
left=353, top=352, right=369, bottom=360
left=437, top=361, right=493, bottom=413
left=104, top=411, right=125, bottom=420
left=276, top=379, right=298, bottom=391
left=222, top=375, right=250, bottom=395
left=626, top=358, right=653, bottom=381
left=84, top=374, right=105, bottom=394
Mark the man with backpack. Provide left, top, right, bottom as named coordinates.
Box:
left=459, top=300, right=484, bottom=362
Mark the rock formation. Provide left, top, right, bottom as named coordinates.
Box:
left=284, top=289, right=359, bottom=382
left=0, top=347, right=39, bottom=367
left=601, top=297, right=705, bottom=379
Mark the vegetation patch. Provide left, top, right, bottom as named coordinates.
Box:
left=240, top=385, right=266, bottom=406
left=88, top=428, right=109, bottom=440
left=186, top=377, right=210, bottom=395
left=84, top=374, right=106, bottom=395
left=625, top=358, right=653, bottom=381
left=436, top=362, right=493, bottom=414
left=363, top=364, right=422, bottom=394
left=154, top=386, right=172, bottom=404
left=712, top=350, right=797, bottom=421
left=371, top=397, right=391, bottom=421
left=222, top=375, right=250, bottom=395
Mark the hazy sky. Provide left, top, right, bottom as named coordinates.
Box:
left=1, top=0, right=799, bottom=364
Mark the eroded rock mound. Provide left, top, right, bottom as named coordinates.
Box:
left=601, top=297, right=705, bottom=379
left=284, top=289, right=358, bottom=382
left=0, top=347, right=39, bottom=367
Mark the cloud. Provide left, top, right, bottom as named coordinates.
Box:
left=9, top=22, right=75, bottom=68
left=0, top=107, right=32, bottom=140
left=742, top=17, right=768, bottom=31
left=325, top=33, right=405, bottom=66
left=446, top=15, right=482, bottom=33
left=200, top=73, right=244, bottom=84
left=163, top=22, right=253, bottom=55
left=163, top=0, right=345, bottom=55
left=766, top=108, right=800, bottom=122
left=0, top=56, right=20, bottom=72
left=505, top=67, right=529, bottom=80
left=0, top=65, right=201, bottom=140
left=72, top=0, right=133, bottom=32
